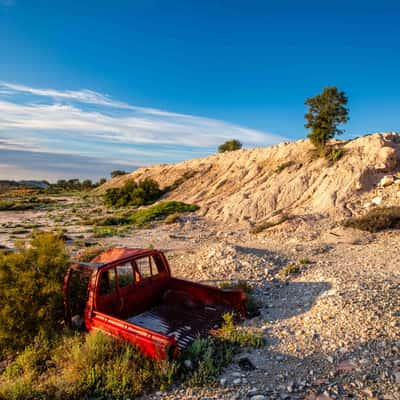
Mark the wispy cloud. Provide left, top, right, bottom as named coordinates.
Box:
left=0, top=81, right=286, bottom=179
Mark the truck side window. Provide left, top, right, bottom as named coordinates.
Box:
left=151, top=255, right=163, bottom=275
left=135, top=257, right=152, bottom=279
left=99, top=269, right=117, bottom=295
left=117, top=263, right=134, bottom=288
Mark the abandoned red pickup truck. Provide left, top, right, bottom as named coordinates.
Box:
left=64, top=248, right=246, bottom=359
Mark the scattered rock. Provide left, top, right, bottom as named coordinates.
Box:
left=371, top=196, right=383, bottom=206
left=378, top=175, right=395, bottom=187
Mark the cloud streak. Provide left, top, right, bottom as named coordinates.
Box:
left=0, top=81, right=286, bottom=179
left=0, top=82, right=284, bottom=147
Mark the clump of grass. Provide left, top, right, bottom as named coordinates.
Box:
left=129, top=201, right=199, bottom=227
left=164, top=212, right=180, bottom=224
left=274, top=161, right=294, bottom=174
left=183, top=336, right=234, bottom=387
left=1, top=316, right=264, bottom=398
left=217, top=313, right=264, bottom=348
left=183, top=313, right=263, bottom=386
left=219, top=280, right=260, bottom=318
left=280, top=264, right=300, bottom=277
left=343, top=206, right=400, bottom=232
left=0, top=332, right=177, bottom=399
left=299, top=258, right=311, bottom=265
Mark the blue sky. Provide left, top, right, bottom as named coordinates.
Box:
left=0, top=0, right=399, bottom=180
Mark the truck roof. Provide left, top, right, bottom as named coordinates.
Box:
left=71, top=247, right=160, bottom=272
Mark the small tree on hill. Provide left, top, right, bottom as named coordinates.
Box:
left=110, top=170, right=127, bottom=178
left=305, top=86, right=349, bottom=151
left=218, top=139, right=242, bottom=153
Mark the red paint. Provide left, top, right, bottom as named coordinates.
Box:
left=64, top=248, right=246, bottom=360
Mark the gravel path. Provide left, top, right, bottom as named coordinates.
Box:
left=131, top=219, right=400, bottom=400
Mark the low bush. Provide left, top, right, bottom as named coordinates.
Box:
left=343, top=206, right=400, bottom=232
left=104, top=178, right=163, bottom=208
left=129, top=201, right=199, bottom=227
left=0, top=232, right=69, bottom=356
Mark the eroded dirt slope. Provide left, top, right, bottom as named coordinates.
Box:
left=97, top=133, right=400, bottom=225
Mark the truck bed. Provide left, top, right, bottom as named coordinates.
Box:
left=126, top=303, right=230, bottom=350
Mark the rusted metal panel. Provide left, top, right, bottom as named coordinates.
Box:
left=126, top=303, right=231, bottom=350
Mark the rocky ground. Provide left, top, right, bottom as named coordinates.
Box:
left=0, top=174, right=399, bottom=399
left=129, top=217, right=399, bottom=400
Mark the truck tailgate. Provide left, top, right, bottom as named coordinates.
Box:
left=126, top=304, right=230, bottom=350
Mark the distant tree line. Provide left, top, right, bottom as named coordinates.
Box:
left=53, top=178, right=106, bottom=191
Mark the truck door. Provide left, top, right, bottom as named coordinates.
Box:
left=96, top=268, right=120, bottom=316
left=64, top=267, right=92, bottom=329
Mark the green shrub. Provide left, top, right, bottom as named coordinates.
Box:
left=343, top=206, right=400, bottom=232
left=217, top=313, right=264, bottom=348
left=183, top=313, right=263, bottom=386
left=129, top=201, right=199, bottom=227
left=104, top=178, right=163, bottom=208
left=299, top=258, right=311, bottom=265
left=218, top=139, right=242, bottom=153
left=183, top=336, right=234, bottom=387
left=0, top=232, right=69, bottom=356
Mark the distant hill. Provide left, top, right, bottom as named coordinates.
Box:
left=96, top=133, right=400, bottom=226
